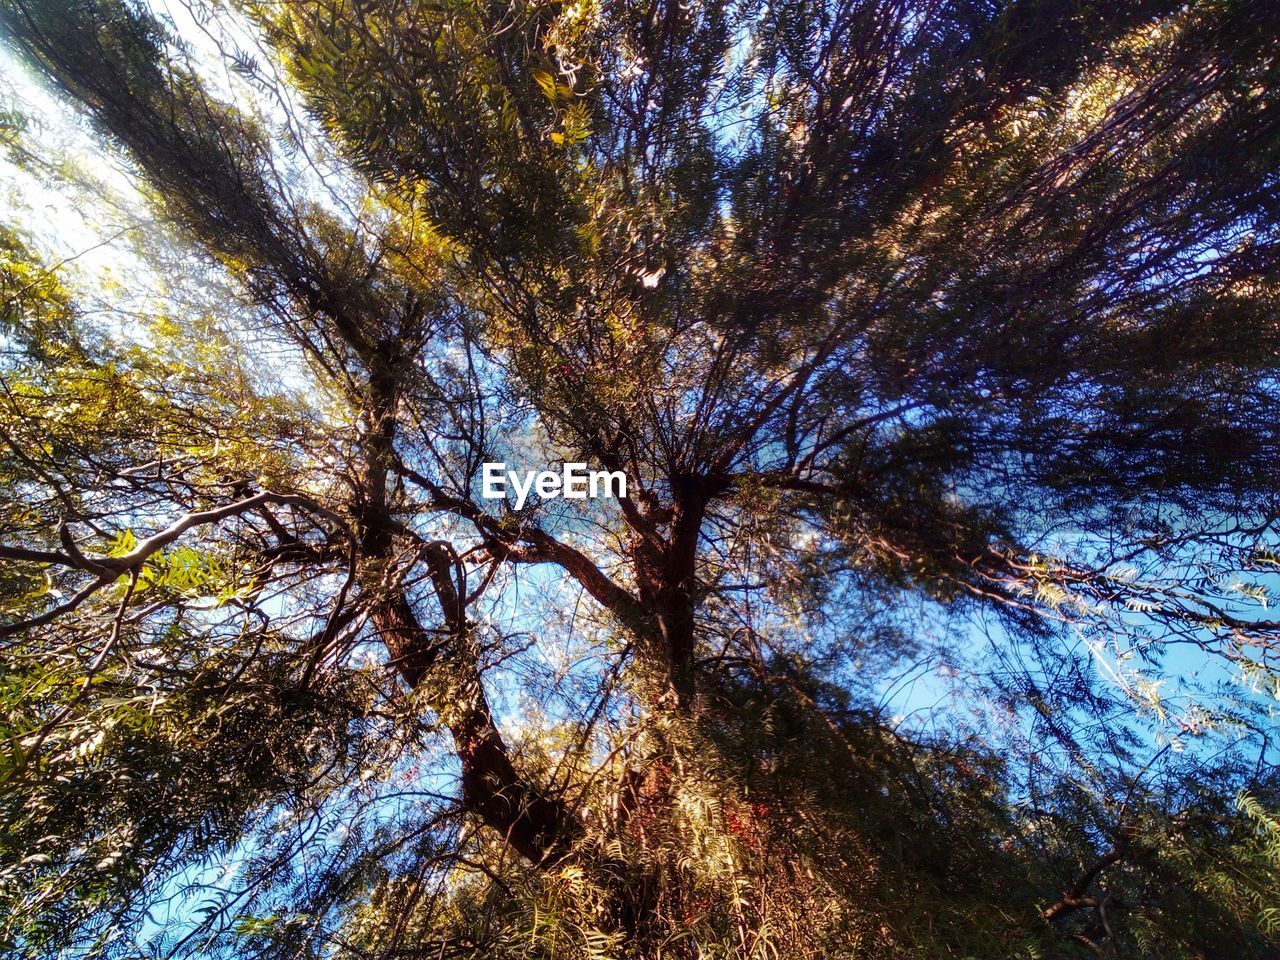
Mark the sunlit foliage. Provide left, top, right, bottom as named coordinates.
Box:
left=1, top=0, right=1279, bottom=957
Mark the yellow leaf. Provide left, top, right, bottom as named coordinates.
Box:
left=533, top=69, right=558, bottom=101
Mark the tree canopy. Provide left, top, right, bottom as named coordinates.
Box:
left=1, top=0, right=1279, bottom=956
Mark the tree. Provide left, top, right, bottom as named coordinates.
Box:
left=1, top=0, right=1279, bottom=956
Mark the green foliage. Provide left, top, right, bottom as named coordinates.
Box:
left=0, top=0, right=1279, bottom=957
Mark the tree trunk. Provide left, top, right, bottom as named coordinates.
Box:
left=373, top=593, right=574, bottom=864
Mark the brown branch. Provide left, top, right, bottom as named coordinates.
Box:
left=0, top=575, right=109, bottom=639
left=511, top=529, right=645, bottom=626
left=372, top=593, right=576, bottom=864
left=394, top=460, right=645, bottom=626
left=0, top=491, right=349, bottom=639
left=38, top=492, right=342, bottom=576
left=1043, top=847, right=1125, bottom=922
left=0, top=545, right=73, bottom=566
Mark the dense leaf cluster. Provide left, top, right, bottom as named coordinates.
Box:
left=0, top=0, right=1279, bottom=957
